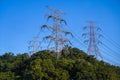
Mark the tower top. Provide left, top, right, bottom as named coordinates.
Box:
left=46, top=5, right=66, bottom=15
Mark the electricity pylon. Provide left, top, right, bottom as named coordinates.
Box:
left=28, top=36, right=41, bottom=55
left=82, top=21, right=102, bottom=59
left=41, top=6, right=73, bottom=57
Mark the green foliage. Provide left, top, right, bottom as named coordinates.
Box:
left=0, top=71, right=15, bottom=80
left=0, top=48, right=120, bottom=80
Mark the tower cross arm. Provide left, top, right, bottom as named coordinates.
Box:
left=41, top=25, right=53, bottom=30
left=82, top=32, right=90, bottom=37
left=61, top=30, right=73, bottom=37
left=83, top=39, right=89, bottom=44
left=43, top=35, right=55, bottom=40
left=46, top=5, right=66, bottom=14
left=94, top=33, right=103, bottom=38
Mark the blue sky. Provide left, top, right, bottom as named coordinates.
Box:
left=0, top=0, right=120, bottom=65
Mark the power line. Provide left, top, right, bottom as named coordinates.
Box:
left=100, top=48, right=120, bottom=66
left=102, top=43, right=120, bottom=56
left=102, top=31, right=120, bottom=49
left=64, top=24, right=87, bottom=50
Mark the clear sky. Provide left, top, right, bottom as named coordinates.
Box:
left=0, top=0, right=120, bottom=65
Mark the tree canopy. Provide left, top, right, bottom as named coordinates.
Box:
left=0, top=47, right=120, bottom=80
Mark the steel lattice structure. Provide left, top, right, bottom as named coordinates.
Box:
left=82, top=21, right=102, bottom=59
left=41, top=6, right=73, bottom=57
left=28, top=36, right=41, bottom=55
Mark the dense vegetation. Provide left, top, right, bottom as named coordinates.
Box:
left=0, top=47, right=120, bottom=80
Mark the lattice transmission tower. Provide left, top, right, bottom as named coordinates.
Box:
left=41, top=6, right=73, bottom=57
left=82, top=21, right=102, bottom=59
left=28, top=36, right=41, bottom=55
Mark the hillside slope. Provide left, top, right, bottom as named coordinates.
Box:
left=0, top=47, right=120, bottom=80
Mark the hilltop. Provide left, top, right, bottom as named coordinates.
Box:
left=0, top=47, right=120, bottom=80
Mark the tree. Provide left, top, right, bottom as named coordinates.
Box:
left=0, top=71, right=15, bottom=80
left=0, top=48, right=120, bottom=79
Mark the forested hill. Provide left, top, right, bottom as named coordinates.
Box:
left=0, top=47, right=120, bottom=80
